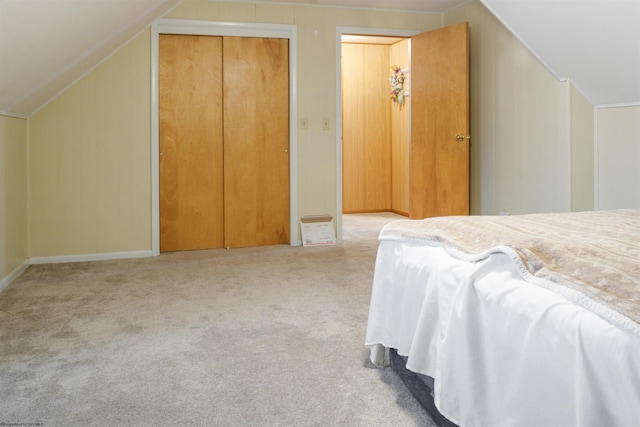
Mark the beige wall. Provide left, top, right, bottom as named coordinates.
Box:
left=446, top=1, right=572, bottom=215
left=570, top=85, right=595, bottom=212
left=29, top=30, right=152, bottom=258
left=20, top=0, right=635, bottom=262
left=0, top=115, right=28, bottom=286
left=164, top=1, right=442, bottom=218
left=596, top=105, right=640, bottom=209
left=27, top=1, right=442, bottom=257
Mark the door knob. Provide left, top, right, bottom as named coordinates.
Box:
left=455, top=134, right=470, bottom=141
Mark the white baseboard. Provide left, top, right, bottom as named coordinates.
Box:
left=28, top=250, right=154, bottom=265
left=0, top=260, right=29, bottom=293
left=1, top=251, right=155, bottom=294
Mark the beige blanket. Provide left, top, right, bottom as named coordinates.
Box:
left=381, top=209, right=640, bottom=334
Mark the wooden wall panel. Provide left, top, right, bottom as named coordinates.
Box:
left=342, top=43, right=391, bottom=213
left=342, top=44, right=391, bottom=213
left=390, top=40, right=410, bottom=216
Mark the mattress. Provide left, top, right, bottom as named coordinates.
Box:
left=365, top=210, right=640, bottom=427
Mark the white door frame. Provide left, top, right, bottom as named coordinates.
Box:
left=151, top=19, right=298, bottom=255
left=334, top=26, right=418, bottom=242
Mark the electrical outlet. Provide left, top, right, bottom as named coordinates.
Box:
left=323, top=118, right=330, bottom=130
left=300, top=117, right=308, bottom=130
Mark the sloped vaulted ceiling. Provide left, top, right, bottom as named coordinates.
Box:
left=480, top=0, right=640, bottom=107
left=0, top=0, right=182, bottom=118
left=0, top=0, right=638, bottom=118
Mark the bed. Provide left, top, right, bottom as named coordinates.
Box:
left=365, top=209, right=640, bottom=427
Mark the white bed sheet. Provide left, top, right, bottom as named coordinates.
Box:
left=365, top=239, right=640, bottom=427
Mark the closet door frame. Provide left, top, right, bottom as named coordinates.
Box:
left=151, top=19, right=298, bottom=255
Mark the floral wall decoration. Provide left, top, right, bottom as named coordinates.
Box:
left=389, top=65, right=408, bottom=108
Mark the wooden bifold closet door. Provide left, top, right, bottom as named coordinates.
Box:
left=159, top=34, right=289, bottom=252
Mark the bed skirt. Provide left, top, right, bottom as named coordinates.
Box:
left=389, top=348, right=457, bottom=427
left=366, top=238, right=640, bottom=426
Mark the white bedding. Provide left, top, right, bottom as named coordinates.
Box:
left=365, top=236, right=640, bottom=426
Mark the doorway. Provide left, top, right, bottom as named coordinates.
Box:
left=336, top=23, right=470, bottom=242
left=341, top=35, right=410, bottom=217
left=336, top=27, right=416, bottom=243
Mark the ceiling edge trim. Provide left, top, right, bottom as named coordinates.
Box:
left=442, top=0, right=473, bottom=14
left=218, top=0, right=445, bottom=14
left=0, top=111, right=28, bottom=120
left=596, top=101, right=640, bottom=110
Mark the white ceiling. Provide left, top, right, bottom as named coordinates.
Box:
left=483, top=0, right=640, bottom=107
left=0, top=0, right=182, bottom=118
left=0, top=0, right=638, bottom=118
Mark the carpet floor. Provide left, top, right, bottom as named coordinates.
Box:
left=0, top=213, right=436, bottom=426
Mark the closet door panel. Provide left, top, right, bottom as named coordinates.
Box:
left=159, top=34, right=224, bottom=252
left=223, top=37, right=290, bottom=248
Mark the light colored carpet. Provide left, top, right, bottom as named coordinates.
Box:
left=0, top=213, right=436, bottom=426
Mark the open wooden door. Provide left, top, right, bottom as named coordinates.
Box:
left=410, top=22, right=470, bottom=219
